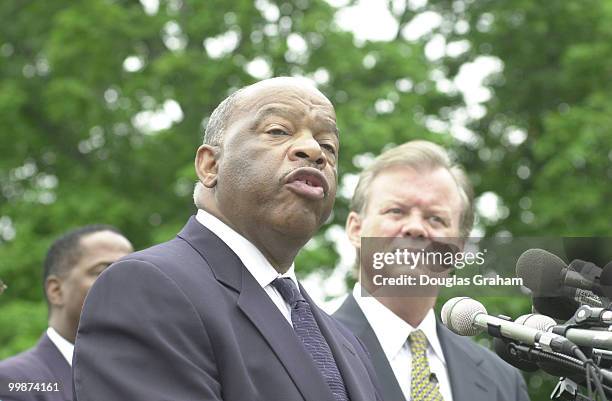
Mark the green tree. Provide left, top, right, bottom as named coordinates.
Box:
left=0, top=0, right=448, bottom=356
left=424, top=0, right=612, bottom=397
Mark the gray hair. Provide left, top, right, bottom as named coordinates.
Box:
left=202, top=90, right=243, bottom=146
left=350, top=140, right=474, bottom=237
left=193, top=88, right=244, bottom=209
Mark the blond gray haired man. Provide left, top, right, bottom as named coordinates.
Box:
left=333, top=140, right=530, bottom=401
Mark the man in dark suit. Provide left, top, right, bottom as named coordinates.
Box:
left=333, top=140, right=530, bottom=401
left=72, top=77, right=381, bottom=401
left=0, top=225, right=133, bottom=401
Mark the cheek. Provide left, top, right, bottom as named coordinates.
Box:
left=221, top=147, right=281, bottom=191
left=75, top=277, right=97, bottom=303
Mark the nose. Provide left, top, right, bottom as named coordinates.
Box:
left=400, top=213, right=428, bottom=239
left=288, top=132, right=326, bottom=168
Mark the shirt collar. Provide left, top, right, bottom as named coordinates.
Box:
left=352, top=283, right=446, bottom=364
left=46, top=327, right=74, bottom=366
left=195, top=209, right=298, bottom=288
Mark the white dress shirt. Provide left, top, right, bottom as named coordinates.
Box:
left=353, top=284, right=453, bottom=401
left=196, top=209, right=298, bottom=324
left=46, top=327, right=74, bottom=366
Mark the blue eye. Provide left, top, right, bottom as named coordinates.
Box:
left=385, top=208, right=403, bottom=215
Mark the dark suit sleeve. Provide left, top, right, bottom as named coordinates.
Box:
left=0, top=393, right=27, bottom=401
left=73, top=259, right=222, bottom=401
left=514, top=370, right=530, bottom=401
left=0, top=370, right=35, bottom=401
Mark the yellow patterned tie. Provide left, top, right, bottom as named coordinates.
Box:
left=409, top=330, right=444, bottom=401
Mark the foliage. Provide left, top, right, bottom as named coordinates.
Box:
left=426, top=0, right=612, bottom=397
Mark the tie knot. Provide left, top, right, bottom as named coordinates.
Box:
left=272, top=277, right=304, bottom=306
left=409, top=329, right=428, bottom=354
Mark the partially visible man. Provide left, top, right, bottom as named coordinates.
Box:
left=0, top=225, right=133, bottom=401
left=333, top=140, right=530, bottom=401
left=73, top=77, right=381, bottom=401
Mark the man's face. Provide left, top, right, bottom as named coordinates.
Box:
left=60, top=230, right=133, bottom=337
left=347, top=165, right=463, bottom=247
left=212, top=80, right=339, bottom=240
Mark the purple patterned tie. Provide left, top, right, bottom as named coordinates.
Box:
left=272, top=277, right=350, bottom=401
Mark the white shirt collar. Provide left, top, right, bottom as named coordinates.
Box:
left=46, top=327, right=73, bottom=366
left=195, top=209, right=298, bottom=288
left=352, top=283, right=446, bottom=365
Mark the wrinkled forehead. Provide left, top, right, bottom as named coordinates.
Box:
left=367, top=166, right=464, bottom=212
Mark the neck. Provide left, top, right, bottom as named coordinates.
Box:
left=375, top=295, right=436, bottom=327
left=359, top=279, right=437, bottom=327
left=200, top=203, right=303, bottom=274
left=48, top=315, right=75, bottom=344
left=245, top=228, right=302, bottom=273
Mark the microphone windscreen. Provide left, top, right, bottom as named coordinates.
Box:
left=599, top=261, right=612, bottom=298
left=532, top=296, right=578, bottom=321
left=515, top=313, right=556, bottom=331
left=441, top=297, right=486, bottom=336
left=516, top=249, right=567, bottom=294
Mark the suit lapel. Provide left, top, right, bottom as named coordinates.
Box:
left=334, top=294, right=407, bottom=401
left=437, top=322, right=492, bottom=401
left=301, top=286, right=377, bottom=401
left=237, top=270, right=336, bottom=401
left=178, top=217, right=335, bottom=401
left=36, top=334, right=72, bottom=400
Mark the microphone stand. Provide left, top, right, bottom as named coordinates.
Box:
left=508, top=343, right=612, bottom=399
left=552, top=378, right=595, bottom=401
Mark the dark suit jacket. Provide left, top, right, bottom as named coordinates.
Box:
left=333, top=294, right=530, bottom=401
left=73, top=217, right=381, bottom=401
left=0, top=333, right=72, bottom=401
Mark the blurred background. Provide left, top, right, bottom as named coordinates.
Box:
left=1, top=0, right=612, bottom=398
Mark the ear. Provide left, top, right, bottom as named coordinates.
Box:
left=195, top=145, right=220, bottom=188
left=45, top=275, right=64, bottom=308
left=346, top=211, right=363, bottom=249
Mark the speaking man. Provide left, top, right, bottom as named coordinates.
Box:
left=0, top=225, right=133, bottom=401
left=73, top=77, right=381, bottom=401
left=333, top=140, right=530, bottom=401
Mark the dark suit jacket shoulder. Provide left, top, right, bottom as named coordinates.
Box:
left=333, top=293, right=530, bottom=401
left=73, top=217, right=381, bottom=401
left=0, top=333, right=72, bottom=401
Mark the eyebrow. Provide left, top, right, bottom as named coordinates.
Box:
left=380, top=200, right=452, bottom=215
left=252, top=104, right=339, bottom=137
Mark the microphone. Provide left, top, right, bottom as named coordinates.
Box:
left=515, top=313, right=558, bottom=330
left=516, top=248, right=603, bottom=297
left=516, top=249, right=607, bottom=312
left=440, top=297, right=573, bottom=354
left=573, top=305, right=612, bottom=326
left=600, top=261, right=612, bottom=298
left=494, top=313, right=610, bottom=381
left=516, top=313, right=612, bottom=351
left=532, top=296, right=579, bottom=321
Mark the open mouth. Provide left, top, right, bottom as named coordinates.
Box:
left=284, top=167, right=329, bottom=200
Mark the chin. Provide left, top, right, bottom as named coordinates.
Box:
left=275, top=212, right=322, bottom=239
